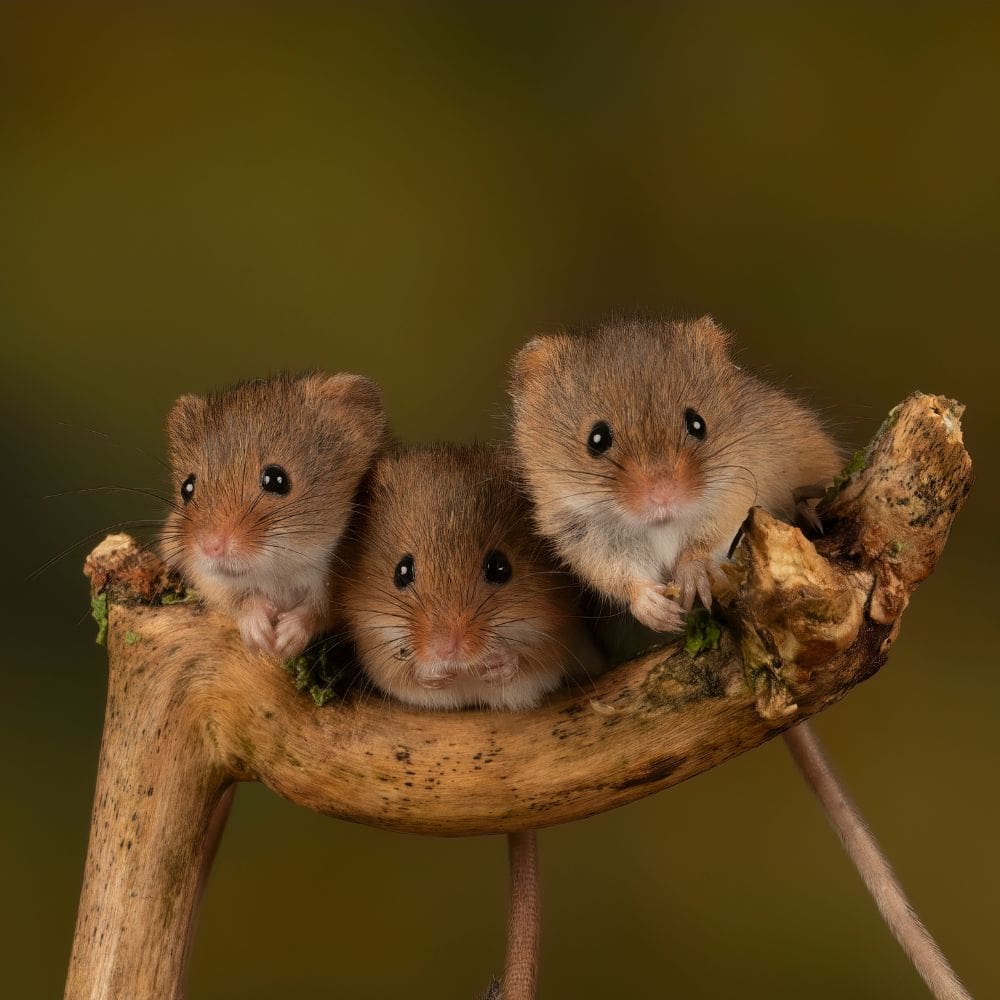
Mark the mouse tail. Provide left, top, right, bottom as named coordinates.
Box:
left=784, top=722, right=972, bottom=1000
left=500, top=830, right=541, bottom=1000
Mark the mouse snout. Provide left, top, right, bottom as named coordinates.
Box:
left=646, top=475, right=685, bottom=509
left=198, top=531, right=233, bottom=559
left=617, top=459, right=697, bottom=524
left=427, top=626, right=466, bottom=661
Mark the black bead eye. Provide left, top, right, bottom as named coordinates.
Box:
left=587, top=421, right=613, bottom=456
left=261, top=464, right=291, bottom=495
left=685, top=409, right=707, bottom=440
left=394, top=554, right=415, bottom=589
left=180, top=474, right=196, bottom=503
left=483, top=550, right=513, bottom=585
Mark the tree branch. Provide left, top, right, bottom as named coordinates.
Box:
left=65, top=392, right=971, bottom=999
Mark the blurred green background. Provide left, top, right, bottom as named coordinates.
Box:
left=2, top=4, right=998, bottom=998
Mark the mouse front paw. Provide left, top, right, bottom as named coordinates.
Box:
left=237, top=600, right=280, bottom=656
left=793, top=483, right=827, bottom=536
left=415, top=663, right=456, bottom=690
left=273, top=606, right=319, bottom=660
left=672, top=557, right=716, bottom=612
left=629, top=581, right=686, bottom=634
left=480, top=651, right=519, bottom=685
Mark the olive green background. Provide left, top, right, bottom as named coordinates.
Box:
left=2, top=5, right=998, bottom=998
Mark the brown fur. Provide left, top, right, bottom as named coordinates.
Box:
left=510, top=315, right=843, bottom=630
left=161, top=371, right=387, bottom=657
left=343, top=443, right=601, bottom=710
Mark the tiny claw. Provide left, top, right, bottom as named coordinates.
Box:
left=238, top=605, right=280, bottom=656
left=273, top=608, right=315, bottom=659
left=480, top=653, right=519, bottom=684
left=630, top=582, right=686, bottom=634
left=416, top=663, right=456, bottom=690
left=793, top=483, right=828, bottom=536
left=673, top=558, right=715, bottom=612
left=797, top=501, right=825, bottom=535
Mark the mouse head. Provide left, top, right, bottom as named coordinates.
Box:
left=162, top=372, right=386, bottom=592
left=510, top=316, right=756, bottom=529
left=346, top=444, right=574, bottom=704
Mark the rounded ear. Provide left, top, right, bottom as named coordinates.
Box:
left=304, top=374, right=387, bottom=448
left=685, top=314, right=733, bottom=356
left=304, top=372, right=384, bottom=416
left=509, top=335, right=570, bottom=396
left=165, top=394, right=206, bottom=442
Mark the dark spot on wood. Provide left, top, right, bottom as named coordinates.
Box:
left=614, top=755, right=684, bottom=790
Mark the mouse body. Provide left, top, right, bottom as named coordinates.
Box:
left=161, top=371, right=387, bottom=659
left=509, top=315, right=842, bottom=632
left=508, top=317, right=972, bottom=1000
left=343, top=441, right=598, bottom=1000
left=343, top=442, right=600, bottom=711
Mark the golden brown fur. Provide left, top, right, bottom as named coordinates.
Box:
left=509, top=315, right=843, bottom=631
left=161, top=371, right=386, bottom=658
left=343, top=443, right=601, bottom=710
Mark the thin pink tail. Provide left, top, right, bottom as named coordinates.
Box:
left=784, top=722, right=972, bottom=1000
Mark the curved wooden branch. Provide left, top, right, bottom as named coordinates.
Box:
left=65, top=393, right=971, bottom=999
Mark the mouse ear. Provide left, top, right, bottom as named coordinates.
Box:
left=510, top=335, right=570, bottom=395
left=686, top=315, right=733, bottom=355
left=303, top=372, right=385, bottom=420
left=165, top=394, right=206, bottom=441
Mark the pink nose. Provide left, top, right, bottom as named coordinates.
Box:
left=430, top=629, right=464, bottom=660
left=199, top=533, right=230, bottom=559
left=648, top=478, right=682, bottom=508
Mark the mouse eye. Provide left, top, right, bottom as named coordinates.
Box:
left=394, top=554, right=415, bottom=589
left=685, top=409, right=707, bottom=440
left=586, top=421, right=613, bottom=457
left=483, top=550, right=513, bottom=585
left=180, top=474, right=196, bottom=503
left=261, top=464, right=291, bottom=495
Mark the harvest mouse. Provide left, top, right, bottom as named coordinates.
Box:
left=161, top=371, right=387, bottom=659
left=509, top=315, right=970, bottom=1000
left=509, top=314, right=842, bottom=631
left=343, top=442, right=600, bottom=710
left=343, top=442, right=601, bottom=1000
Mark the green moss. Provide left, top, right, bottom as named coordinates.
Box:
left=685, top=608, right=722, bottom=657
left=123, top=630, right=142, bottom=645
left=826, top=403, right=904, bottom=502
left=832, top=448, right=867, bottom=491
left=881, top=404, right=902, bottom=431
left=91, top=592, right=108, bottom=646
left=283, top=634, right=353, bottom=707
left=160, top=587, right=199, bottom=605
